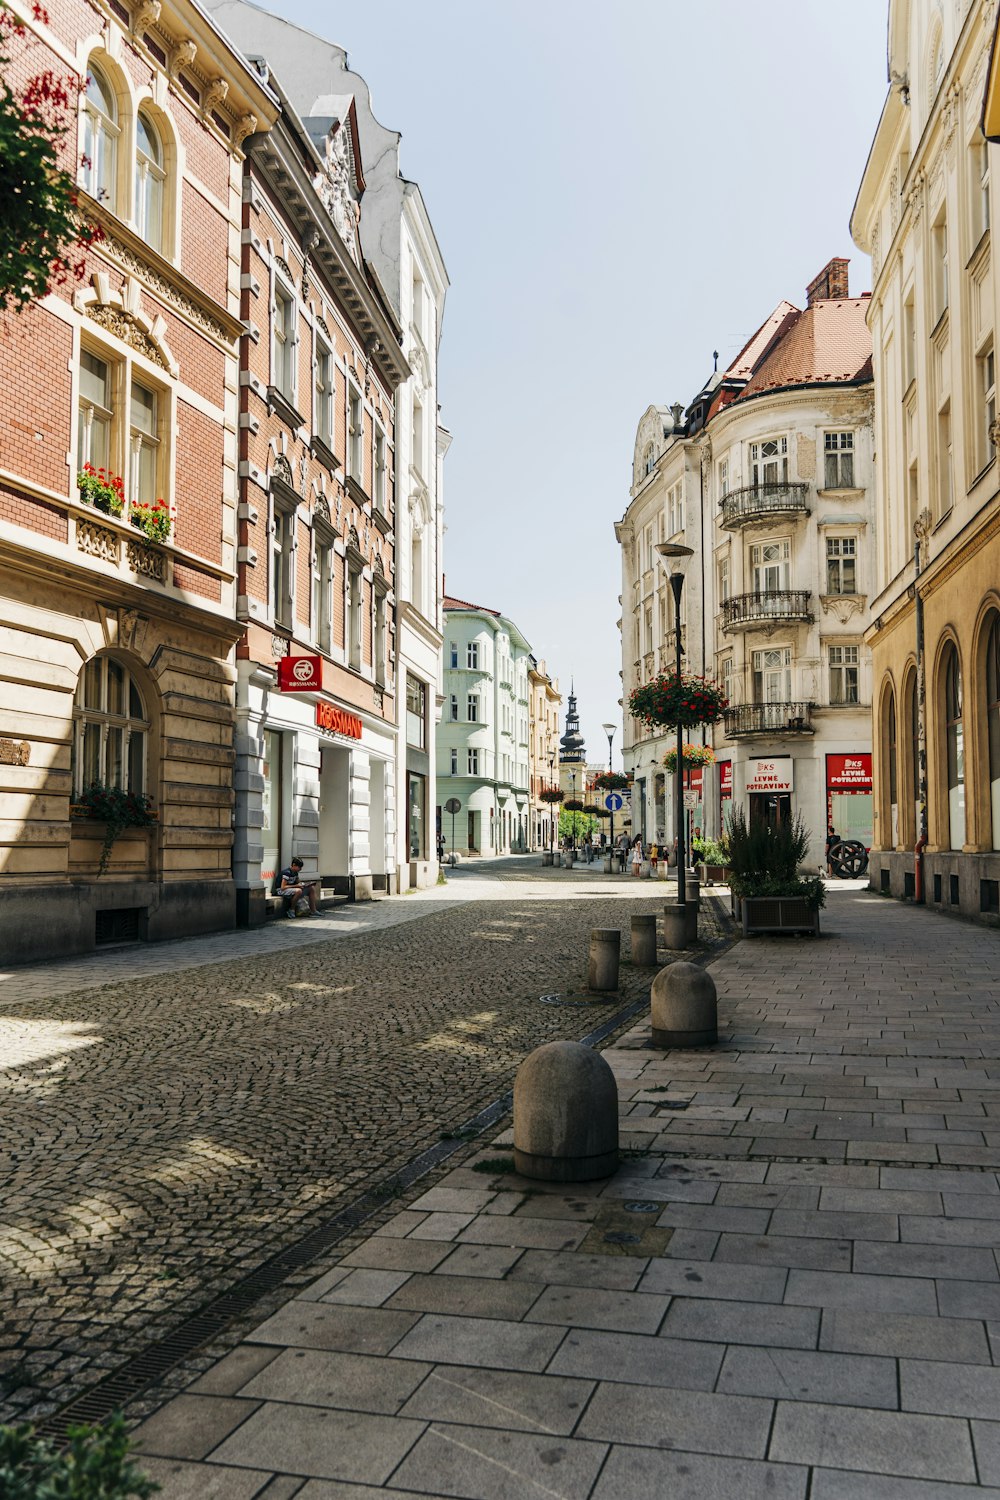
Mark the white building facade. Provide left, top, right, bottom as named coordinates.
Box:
left=618, top=262, right=877, bottom=867
left=437, top=599, right=531, bottom=856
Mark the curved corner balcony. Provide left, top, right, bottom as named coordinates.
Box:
left=720, top=483, right=810, bottom=531
left=723, top=702, right=814, bottom=738
left=721, top=590, right=812, bottom=633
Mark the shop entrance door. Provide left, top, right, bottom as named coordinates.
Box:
left=319, top=743, right=350, bottom=882
left=750, top=792, right=791, bottom=830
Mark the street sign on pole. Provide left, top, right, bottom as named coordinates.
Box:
left=683, top=789, right=700, bottom=810
left=605, top=793, right=623, bottom=811
left=444, top=797, right=461, bottom=859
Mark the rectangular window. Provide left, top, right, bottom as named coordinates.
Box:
left=449, top=642, right=458, bottom=668
left=374, top=593, right=386, bottom=686
left=826, top=536, right=858, bottom=595
left=374, top=427, right=387, bottom=511
left=467, top=641, right=480, bottom=669
left=314, top=339, right=333, bottom=447
left=719, top=459, right=729, bottom=497
left=272, top=507, right=295, bottom=628
left=450, top=748, right=458, bottom=774
left=750, top=437, right=788, bottom=486
left=903, top=293, right=916, bottom=387
left=347, top=566, right=362, bottom=670
left=348, top=386, right=363, bottom=481
left=467, top=747, right=479, bottom=775
left=829, top=644, right=860, bottom=705
left=978, top=342, right=996, bottom=471
left=412, top=393, right=425, bottom=477
left=720, top=654, right=733, bottom=704
left=408, top=771, right=426, bottom=858
left=932, top=213, right=949, bottom=322
left=450, top=694, right=458, bottom=721
left=467, top=693, right=478, bottom=722
left=824, top=432, right=855, bottom=489
left=972, top=138, right=991, bottom=246
left=752, top=646, right=792, bottom=704
left=750, top=538, right=790, bottom=592
left=78, top=350, right=112, bottom=471
left=406, top=676, right=426, bottom=748
left=129, top=382, right=158, bottom=503
left=718, top=556, right=730, bottom=603
left=312, top=537, right=332, bottom=653
left=274, top=283, right=295, bottom=398
left=937, top=401, right=953, bottom=515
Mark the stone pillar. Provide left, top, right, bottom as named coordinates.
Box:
left=651, top=960, right=718, bottom=1048
left=513, top=1041, right=619, bottom=1181
left=630, top=914, right=657, bottom=966
left=663, top=902, right=698, bottom=950
left=588, top=928, right=620, bottom=991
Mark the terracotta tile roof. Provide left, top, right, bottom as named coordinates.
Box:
left=734, top=296, right=872, bottom=402
left=443, top=594, right=500, bottom=616
left=727, top=302, right=799, bottom=381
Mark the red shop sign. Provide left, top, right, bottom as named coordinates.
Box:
left=688, top=765, right=704, bottom=794
left=315, top=701, right=363, bottom=740
left=277, top=654, right=322, bottom=692
left=719, top=760, right=733, bottom=797
left=826, top=752, right=872, bottom=790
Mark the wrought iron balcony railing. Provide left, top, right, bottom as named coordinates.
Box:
left=720, top=482, right=810, bottom=530
left=723, top=702, right=814, bottom=738
left=721, top=590, right=812, bottom=632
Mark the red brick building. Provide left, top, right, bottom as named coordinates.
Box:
left=0, top=0, right=275, bottom=960
left=232, top=74, right=409, bottom=918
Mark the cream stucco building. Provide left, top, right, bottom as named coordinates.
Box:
left=852, top=0, right=1000, bottom=921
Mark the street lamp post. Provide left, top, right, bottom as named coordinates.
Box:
left=602, top=720, right=617, bottom=863
left=547, top=752, right=555, bottom=855
left=570, top=770, right=577, bottom=852
left=656, top=541, right=695, bottom=915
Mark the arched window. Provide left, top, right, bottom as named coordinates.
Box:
left=887, top=688, right=898, bottom=846
left=986, top=615, right=1000, bottom=850
left=82, top=63, right=118, bottom=209
left=73, top=656, right=149, bottom=797
left=135, top=111, right=164, bottom=251
left=943, top=644, right=965, bottom=848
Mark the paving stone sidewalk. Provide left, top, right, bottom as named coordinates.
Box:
left=2, top=868, right=725, bottom=1425
left=131, top=889, right=1000, bottom=1498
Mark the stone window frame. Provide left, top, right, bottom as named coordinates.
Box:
left=270, top=471, right=300, bottom=631
left=825, top=533, right=859, bottom=596
left=271, top=262, right=299, bottom=407
left=828, top=642, right=861, bottom=706
left=76, top=333, right=174, bottom=514
left=72, top=652, right=151, bottom=799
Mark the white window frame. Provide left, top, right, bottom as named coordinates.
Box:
left=467, top=747, right=479, bottom=776
left=73, top=655, right=149, bottom=797
left=272, top=502, right=296, bottom=630
left=312, top=534, right=333, bottom=654
left=77, top=343, right=170, bottom=513
left=750, top=437, right=788, bottom=487
left=314, top=335, right=334, bottom=448
left=752, top=645, right=792, bottom=704
left=750, top=537, right=791, bottom=593
left=825, top=535, right=858, bottom=596
left=347, top=383, right=364, bottom=481
left=467, top=641, right=480, bottom=670
left=273, top=278, right=297, bottom=402
left=134, top=109, right=165, bottom=253
left=828, top=644, right=860, bottom=705
left=823, top=431, right=855, bottom=490
left=374, top=425, right=387, bottom=512
left=81, top=61, right=119, bottom=210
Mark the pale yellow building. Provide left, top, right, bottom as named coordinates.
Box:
left=527, top=658, right=561, bottom=850
left=852, top=0, right=1000, bottom=922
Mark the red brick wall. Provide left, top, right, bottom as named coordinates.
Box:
left=0, top=305, right=73, bottom=497
left=173, top=562, right=222, bottom=602
left=181, top=183, right=228, bottom=306
left=0, top=483, right=68, bottom=542
left=174, top=404, right=224, bottom=562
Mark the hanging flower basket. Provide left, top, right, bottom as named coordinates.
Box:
left=592, top=806, right=612, bottom=819
left=564, top=799, right=584, bottom=812
left=582, top=804, right=603, bottom=817
left=72, top=782, right=156, bottom=875
left=662, top=743, right=717, bottom=774
left=629, top=671, right=728, bottom=729
left=539, top=785, right=564, bottom=804
left=591, top=770, right=631, bottom=792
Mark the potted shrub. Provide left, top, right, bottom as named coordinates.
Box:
left=726, top=807, right=824, bottom=935
left=692, top=835, right=730, bottom=885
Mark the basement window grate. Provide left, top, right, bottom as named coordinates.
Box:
left=982, top=879, right=1000, bottom=915
left=95, top=908, right=142, bottom=946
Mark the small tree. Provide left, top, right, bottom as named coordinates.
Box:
left=0, top=4, right=102, bottom=315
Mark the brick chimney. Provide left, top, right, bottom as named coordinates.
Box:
left=806, top=257, right=850, bottom=306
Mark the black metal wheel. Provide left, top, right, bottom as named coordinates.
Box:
left=829, top=839, right=869, bottom=878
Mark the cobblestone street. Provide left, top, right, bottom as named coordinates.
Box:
left=0, top=860, right=717, bottom=1423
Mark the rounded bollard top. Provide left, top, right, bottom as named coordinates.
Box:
left=514, top=1041, right=619, bottom=1181
left=651, top=959, right=717, bottom=1003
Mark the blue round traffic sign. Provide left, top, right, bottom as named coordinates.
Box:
left=605, top=793, right=623, bottom=811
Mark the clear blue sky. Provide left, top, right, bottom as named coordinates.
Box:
left=276, top=0, right=889, bottom=762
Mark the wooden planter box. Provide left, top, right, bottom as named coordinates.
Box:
left=697, top=862, right=730, bottom=886
left=734, top=893, right=820, bottom=936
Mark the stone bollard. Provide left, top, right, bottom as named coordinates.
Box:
left=663, top=901, right=698, bottom=950
left=587, top=927, right=620, bottom=991
left=542, top=850, right=553, bottom=866
left=603, top=854, right=613, bottom=874
left=651, top=960, right=718, bottom=1048
left=513, top=1040, right=619, bottom=1181
left=630, top=913, right=657, bottom=966
left=562, top=851, right=575, bottom=868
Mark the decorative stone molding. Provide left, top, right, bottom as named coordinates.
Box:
left=90, top=305, right=169, bottom=369
left=77, top=519, right=121, bottom=563
left=127, top=540, right=167, bottom=581
left=205, top=78, right=229, bottom=113
left=170, top=38, right=197, bottom=75
left=95, top=229, right=234, bottom=347
left=117, top=607, right=140, bottom=649
left=373, top=685, right=384, bottom=711
left=271, top=634, right=290, bottom=658
left=0, top=738, right=30, bottom=766
left=75, top=274, right=178, bottom=375
left=313, top=124, right=361, bottom=266
left=132, top=0, right=160, bottom=32
left=234, top=113, right=257, bottom=150
left=820, top=594, right=867, bottom=623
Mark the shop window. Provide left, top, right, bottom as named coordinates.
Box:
left=986, top=614, right=1000, bottom=850
left=260, top=728, right=284, bottom=886
left=82, top=63, right=119, bottom=208
left=408, top=773, right=426, bottom=858
left=826, top=536, right=857, bottom=595
left=72, top=655, right=149, bottom=797
left=750, top=436, right=788, bottom=486
left=134, top=110, right=164, bottom=252
left=943, top=643, right=966, bottom=849
left=824, top=432, right=855, bottom=489
left=829, top=645, right=860, bottom=705
left=406, top=676, right=426, bottom=749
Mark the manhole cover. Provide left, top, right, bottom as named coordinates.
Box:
left=623, top=1201, right=662, bottom=1214
left=538, top=993, right=617, bottom=1007
left=603, top=1230, right=641, bottom=1245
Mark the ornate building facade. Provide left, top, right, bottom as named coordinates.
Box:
left=527, top=657, right=561, bottom=850
left=618, top=261, right=876, bottom=866
left=852, top=0, right=1000, bottom=921
left=0, top=0, right=275, bottom=960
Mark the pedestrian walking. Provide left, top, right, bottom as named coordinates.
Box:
left=649, top=842, right=658, bottom=874
left=630, top=838, right=642, bottom=877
